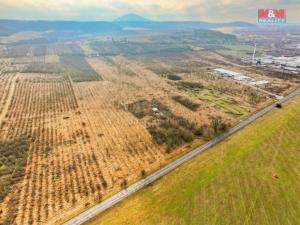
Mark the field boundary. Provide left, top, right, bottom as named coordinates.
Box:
left=63, top=88, right=300, bottom=225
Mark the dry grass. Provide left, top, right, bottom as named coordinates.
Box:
left=0, top=57, right=229, bottom=224
left=0, top=39, right=295, bottom=225
left=86, top=95, right=300, bottom=225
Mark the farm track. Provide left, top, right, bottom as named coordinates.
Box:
left=64, top=87, right=300, bottom=225
left=0, top=73, right=17, bottom=126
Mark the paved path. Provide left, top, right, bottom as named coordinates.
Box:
left=0, top=74, right=17, bottom=127
left=64, top=88, right=300, bottom=225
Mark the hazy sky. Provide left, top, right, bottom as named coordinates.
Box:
left=0, top=0, right=299, bottom=22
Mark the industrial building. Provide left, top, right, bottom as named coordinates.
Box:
left=213, top=68, right=270, bottom=85
left=242, top=55, right=300, bottom=74
left=213, top=68, right=242, bottom=77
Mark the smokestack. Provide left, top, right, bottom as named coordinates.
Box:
left=252, top=44, right=257, bottom=65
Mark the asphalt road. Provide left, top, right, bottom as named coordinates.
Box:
left=63, top=88, right=299, bottom=225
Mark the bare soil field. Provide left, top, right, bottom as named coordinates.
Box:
left=0, top=32, right=44, bottom=44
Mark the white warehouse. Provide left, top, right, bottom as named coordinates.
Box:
left=214, top=68, right=242, bottom=77
left=213, top=68, right=270, bottom=85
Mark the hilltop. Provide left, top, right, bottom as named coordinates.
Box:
left=114, top=13, right=151, bottom=22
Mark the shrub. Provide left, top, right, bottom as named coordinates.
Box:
left=165, top=129, right=193, bottom=149
left=167, top=74, right=182, bottom=81
left=127, top=99, right=150, bottom=119
left=202, top=117, right=230, bottom=140
left=172, top=95, right=200, bottom=111
left=148, top=126, right=166, bottom=144
left=174, top=116, right=202, bottom=136
left=140, top=170, right=146, bottom=177
left=120, top=179, right=128, bottom=189
left=159, top=120, right=177, bottom=130
left=176, top=81, right=203, bottom=91
left=149, top=120, right=196, bottom=153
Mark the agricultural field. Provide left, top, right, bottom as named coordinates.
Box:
left=0, top=27, right=298, bottom=225
left=188, top=89, right=252, bottom=117
left=86, top=95, right=300, bottom=225
left=211, top=26, right=241, bottom=34
left=0, top=73, right=15, bottom=116
left=0, top=32, right=44, bottom=44
left=216, top=44, right=264, bottom=58
left=0, top=71, right=166, bottom=225
left=0, top=49, right=233, bottom=225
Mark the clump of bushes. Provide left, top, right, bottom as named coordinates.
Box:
left=174, top=116, right=202, bottom=135
left=202, top=116, right=230, bottom=140
left=148, top=114, right=202, bottom=153
left=127, top=99, right=149, bottom=119
left=127, top=99, right=170, bottom=119
left=148, top=123, right=193, bottom=152
left=172, top=95, right=200, bottom=111
left=120, top=179, right=128, bottom=189
left=148, top=126, right=167, bottom=145
left=176, top=81, right=203, bottom=91
left=0, top=136, right=29, bottom=202
left=167, top=74, right=182, bottom=81
left=129, top=99, right=204, bottom=153
left=248, top=90, right=262, bottom=105
left=140, top=170, right=146, bottom=177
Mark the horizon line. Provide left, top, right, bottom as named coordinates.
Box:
left=0, top=18, right=253, bottom=23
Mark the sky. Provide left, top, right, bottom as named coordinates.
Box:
left=0, top=0, right=299, bottom=23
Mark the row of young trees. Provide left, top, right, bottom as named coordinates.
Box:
left=0, top=73, right=14, bottom=114
left=1, top=74, right=170, bottom=225
left=0, top=74, right=81, bottom=224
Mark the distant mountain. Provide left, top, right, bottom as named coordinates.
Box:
left=222, top=21, right=255, bottom=27
left=113, top=14, right=254, bottom=29
left=0, top=18, right=255, bottom=37
left=0, top=20, right=122, bottom=36
left=114, top=14, right=151, bottom=22
left=112, top=20, right=254, bottom=30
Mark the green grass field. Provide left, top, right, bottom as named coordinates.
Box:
left=188, top=89, right=251, bottom=117
left=217, top=44, right=264, bottom=58
left=80, top=41, right=96, bottom=55
left=85, top=96, right=300, bottom=225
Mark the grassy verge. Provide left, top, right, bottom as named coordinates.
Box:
left=85, top=96, right=300, bottom=225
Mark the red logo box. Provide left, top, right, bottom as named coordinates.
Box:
left=258, top=9, right=286, bottom=23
